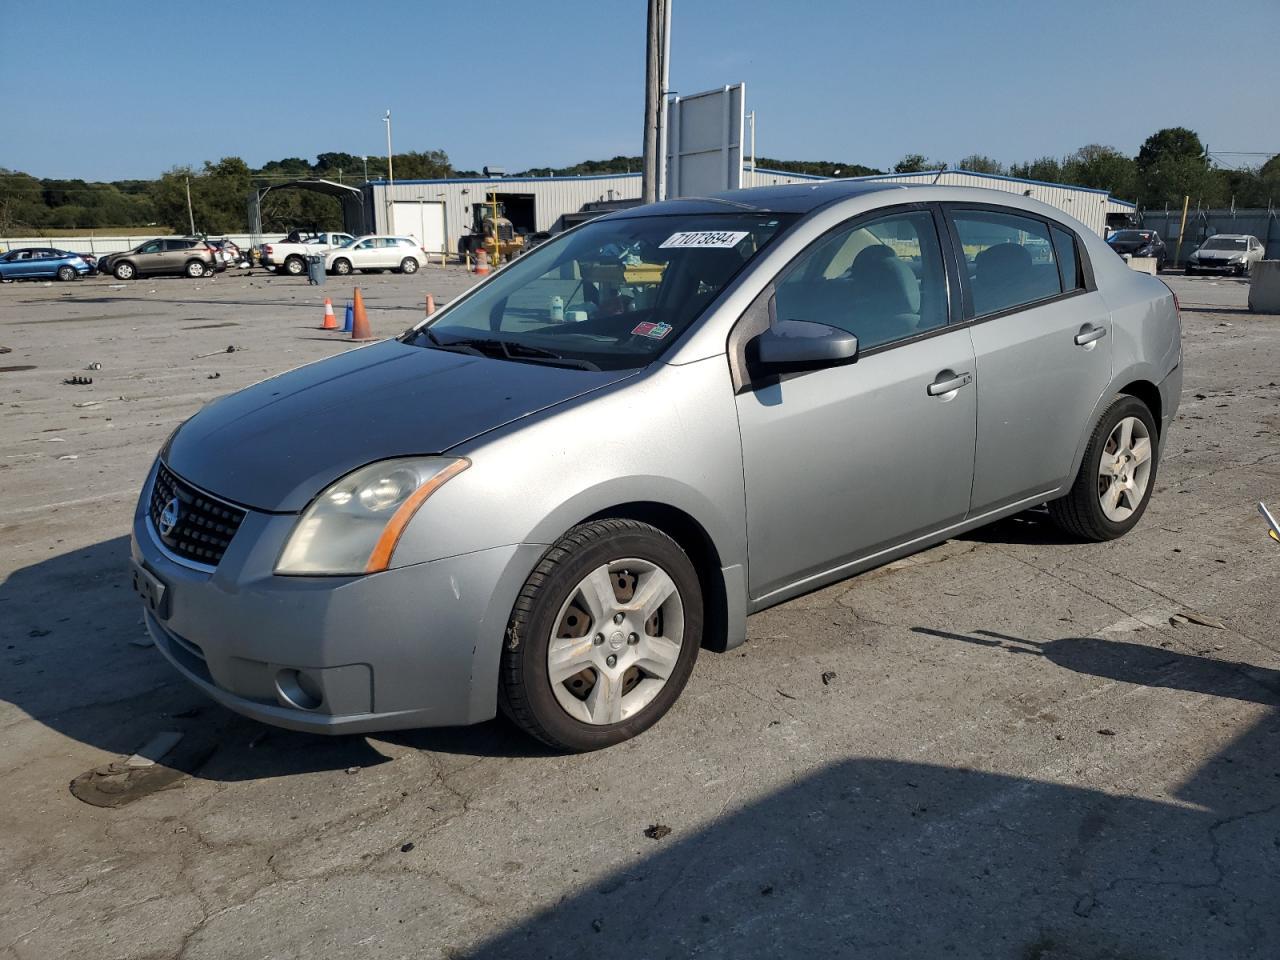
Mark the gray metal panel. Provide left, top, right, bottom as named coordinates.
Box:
left=666, top=84, right=745, bottom=198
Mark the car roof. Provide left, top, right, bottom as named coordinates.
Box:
left=607, top=180, right=912, bottom=219
left=1205, top=233, right=1253, bottom=239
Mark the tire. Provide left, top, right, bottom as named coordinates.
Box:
left=113, top=262, right=135, bottom=280
left=1047, top=395, right=1159, bottom=542
left=499, top=519, right=702, bottom=752
left=202, top=264, right=215, bottom=278
left=284, top=256, right=306, bottom=276
left=400, top=257, right=419, bottom=274
left=56, top=266, right=77, bottom=281
left=332, top=258, right=352, bottom=276
left=185, top=260, right=206, bottom=279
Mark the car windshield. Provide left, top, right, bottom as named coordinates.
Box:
left=1202, top=237, right=1247, bottom=250
left=403, top=212, right=794, bottom=370
left=1110, top=231, right=1149, bottom=242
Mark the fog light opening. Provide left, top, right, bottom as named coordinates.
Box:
left=276, top=669, right=323, bottom=711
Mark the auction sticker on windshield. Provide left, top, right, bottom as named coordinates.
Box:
left=660, top=230, right=749, bottom=249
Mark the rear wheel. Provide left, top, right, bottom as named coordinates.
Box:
left=56, top=265, right=77, bottom=281
left=185, top=260, right=205, bottom=279
left=400, top=257, right=419, bottom=274
left=499, top=519, right=702, bottom=751
left=1048, top=395, right=1158, bottom=542
left=114, top=262, right=135, bottom=280
left=332, top=258, right=352, bottom=276
left=284, top=256, right=306, bottom=276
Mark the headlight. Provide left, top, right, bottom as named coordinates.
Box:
left=276, top=457, right=469, bottom=575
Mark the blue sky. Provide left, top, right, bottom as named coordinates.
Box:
left=4, top=0, right=1277, bottom=180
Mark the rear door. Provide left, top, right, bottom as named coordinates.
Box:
left=945, top=206, right=1113, bottom=513
left=736, top=205, right=978, bottom=600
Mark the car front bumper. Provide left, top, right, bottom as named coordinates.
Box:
left=1189, top=259, right=1247, bottom=272
left=130, top=463, right=543, bottom=735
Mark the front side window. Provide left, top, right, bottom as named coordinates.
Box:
left=405, top=212, right=793, bottom=370
left=139, top=241, right=162, bottom=254
left=951, top=210, right=1062, bottom=316
left=773, top=209, right=949, bottom=351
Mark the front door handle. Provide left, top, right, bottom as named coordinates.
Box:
left=927, top=371, right=973, bottom=397
left=1074, top=324, right=1108, bottom=346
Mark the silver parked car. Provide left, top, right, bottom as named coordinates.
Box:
left=1186, top=233, right=1265, bottom=276
left=130, top=182, right=1182, bottom=751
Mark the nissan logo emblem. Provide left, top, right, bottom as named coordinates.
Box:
left=158, top=497, right=181, bottom=537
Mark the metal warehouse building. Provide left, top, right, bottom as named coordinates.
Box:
left=362, top=167, right=1133, bottom=254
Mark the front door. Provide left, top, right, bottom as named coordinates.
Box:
left=946, top=207, right=1114, bottom=512
left=737, top=207, right=978, bottom=602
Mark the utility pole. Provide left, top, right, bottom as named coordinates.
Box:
left=655, top=0, right=672, bottom=201
left=641, top=0, right=669, bottom=204
left=185, top=176, right=196, bottom=235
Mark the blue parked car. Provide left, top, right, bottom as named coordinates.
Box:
left=0, top=247, right=91, bottom=282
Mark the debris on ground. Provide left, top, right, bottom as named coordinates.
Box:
left=207, top=372, right=220, bottom=379
left=69, top=733, right=214, bottom=808
left=0, top=345, right=11, bottom=353
left=62, top=375, right=93, bottom=385
left=643, top=824, right=671, bottom=840
left=821, top=671, right=838, bottom=685
left=1097, top=728, right=1117, bottom=736
left=56, top=454, right=78, bottom=461
left=129, top=636, right=154, bottom=648
left=399, top=842, right=415, bottom=853
left=28, top=628, right=50, bottom=637
left=345, top=766, right=360, bottom=775
left=591, top=919, right=604, bottom=933
left=86, top=361, right=102, bottom=370
left=1170, top=610, right=1226, bottom=630
left=776, top=688, right=797, bottom=700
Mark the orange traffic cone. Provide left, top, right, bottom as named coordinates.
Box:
left=424, top=293, right=436, bottom=317
left=474, top=248, right=490, bottom=276
left=350, top=287, right=373, bottom=341
left=320, top=297, right=338, bottom=330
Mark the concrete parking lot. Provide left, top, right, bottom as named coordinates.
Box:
left=1, top=267, right=1278, bottom=959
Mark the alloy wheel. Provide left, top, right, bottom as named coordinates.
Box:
left=547, top=558, right=684, bottom=725
left=1097, top=416, right=1152, bottom=522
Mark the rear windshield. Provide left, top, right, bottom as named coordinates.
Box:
left=1109, top=230, right=1151, bottom=242
left=403, top=212, right=794, bottom=370
left=1202, top=237, right=1247, bottom=250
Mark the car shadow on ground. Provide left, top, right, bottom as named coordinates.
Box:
left=466, top=631, right=1279, bottom=959
left=958, top=508, right=1083, bottom=546
left=0, top=536, right=545, bottom=785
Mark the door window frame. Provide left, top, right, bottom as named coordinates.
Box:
left=727, top=202, right=964, bottom=391
left=940, top=203, right=1097, bottom=324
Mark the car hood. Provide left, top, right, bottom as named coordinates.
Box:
left=165, top=339, right=636, bottom=512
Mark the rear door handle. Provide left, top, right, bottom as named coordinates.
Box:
left=1074, top=325, right=1107, bottom=346
left=927, top=371, right=973, bottom=397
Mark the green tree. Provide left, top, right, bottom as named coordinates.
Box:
left=957, top=154, right=1004, bottom=175
left=753, top=157, right=879, bottom=177
left=893, top=154, right=944, bottom=174
left=1009, top=156, right=1063, bottom=183
left=1135, top=127, right=1217, bottom=207
left=1061, top=145, right=1137, bottom=199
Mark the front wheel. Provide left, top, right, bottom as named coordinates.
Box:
left=499, top=519, right=702, bottom=751
left=400, top=257, right=419, bottom=274
left=331, top=258, right=352, bottom=276
left=114, top=262, right=135, bottom=280
left=56, top=265, right=77, bottom=281
left=1047, top=395, right=1159, bottom=541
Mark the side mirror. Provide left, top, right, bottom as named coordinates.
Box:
left=749, top=319, right=859, bottom=375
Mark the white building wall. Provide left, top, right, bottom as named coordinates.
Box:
left=369, top=175, right=642, bottom=250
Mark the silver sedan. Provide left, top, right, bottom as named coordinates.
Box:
left=130, top=181, right=1182, bottom=751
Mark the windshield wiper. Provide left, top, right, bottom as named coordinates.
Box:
left=428, top=335, right=601, bottom=371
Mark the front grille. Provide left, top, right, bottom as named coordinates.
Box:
left=148, top=463, right=246, bottom=567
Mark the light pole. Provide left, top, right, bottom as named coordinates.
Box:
left=361, top=155, right=369, bottom=182
left=383, top=110, right=394, bottom=230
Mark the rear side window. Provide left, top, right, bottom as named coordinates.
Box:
left=951, top=210, right=1062, bottom=317
left=1051, top=227, right=1081, bottom=291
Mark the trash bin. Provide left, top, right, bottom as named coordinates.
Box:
left=307, top=253, right=326, bottom=286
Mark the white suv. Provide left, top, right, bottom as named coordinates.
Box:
left=325, top=236, right=426, bottom=276
left=1186, top=234, right=1265, bottom=276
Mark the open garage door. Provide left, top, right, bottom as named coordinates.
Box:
left=391, top=201, right=447, bottom=254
